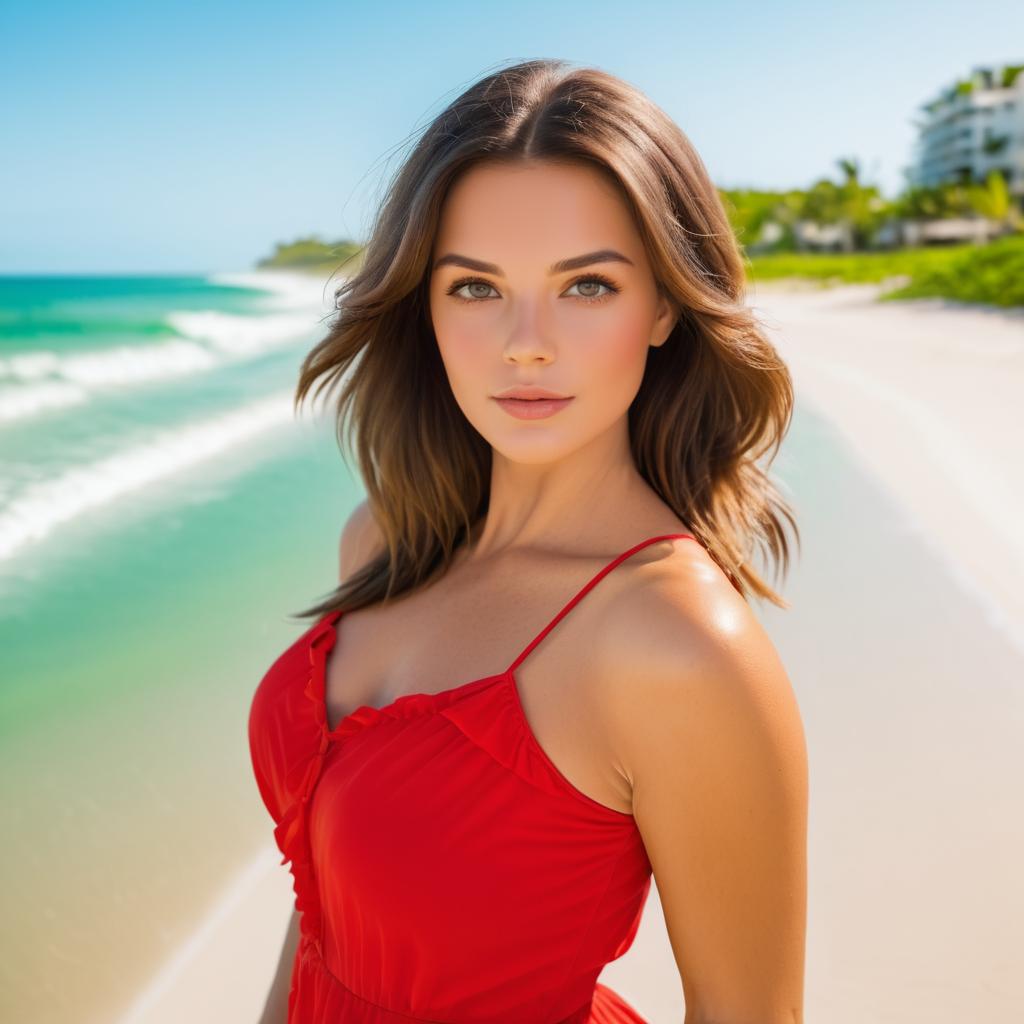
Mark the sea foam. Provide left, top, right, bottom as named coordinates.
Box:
left=0, top=390, right=297, bottom=561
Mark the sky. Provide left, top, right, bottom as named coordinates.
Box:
left=2, top=0, right=1022, bottom=273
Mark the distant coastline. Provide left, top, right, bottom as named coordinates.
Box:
left=255, top=235, right=364, bottom=280
left=254, top=232, right=1024, bottom=309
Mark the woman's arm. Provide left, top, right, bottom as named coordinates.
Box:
left=598, top=553, right=808, bottom=1024
left=336, top=498, right=386, bottom=580
left=257, top=499, right=384, bottom=1022
left=257, top=908, right=300, bottom=1024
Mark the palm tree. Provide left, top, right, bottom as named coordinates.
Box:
left=834, top=157, right=885, bottom=248
left=965, top=171, right=1022, bottom=233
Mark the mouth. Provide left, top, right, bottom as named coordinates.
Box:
left=492, top=395, right=575, bottom=421
left=492, top=386, right=572, bottom=401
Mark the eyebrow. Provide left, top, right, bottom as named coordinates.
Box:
left=431, top=248, right=635, bottom=276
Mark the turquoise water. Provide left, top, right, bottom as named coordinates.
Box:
left=0, top=273, right=362, bottom=1023
left=5, top=275, right=1017, bottom=1022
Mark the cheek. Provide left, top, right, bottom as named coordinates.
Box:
left=569, top=300, right=652, bottom=395
left=430, top=292, right=655, bottom=422
left=433, top=313, right=491, bottom=397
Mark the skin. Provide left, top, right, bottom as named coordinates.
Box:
left=263, top=159, right=808, bottom=1023
left=426, top=160, right=807, bottom=1021
left=428, top=161, right=802, bottom=1024
left=428, top=158, right=679, bottom=544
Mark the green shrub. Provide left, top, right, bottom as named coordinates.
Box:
left=746, top=237, right=1024, bottom=307
left=881, top=235, right=1024, bottom=307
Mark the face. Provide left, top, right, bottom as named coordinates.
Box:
left=428, top=159, right=677, bottom=465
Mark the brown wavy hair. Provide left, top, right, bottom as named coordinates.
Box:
left=290, top=57, right=798, bottom=622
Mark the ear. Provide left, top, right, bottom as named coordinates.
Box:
left=649, top=289, right=680, bottom=348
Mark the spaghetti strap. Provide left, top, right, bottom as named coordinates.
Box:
left=250, top=533, right=697, bottom=1022
left=506, top=532, right=696, bottom=674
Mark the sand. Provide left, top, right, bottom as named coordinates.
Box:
left=747, top=280, right=1024, bottom=652
left=748, top=281, right=1024, bottom=1023
left=122, top=280, right=1024, bottom=1023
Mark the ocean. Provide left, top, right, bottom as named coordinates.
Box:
left=4, top=274, right=1021, bottom=1023
left=0, top=271, right=363, bottom=1023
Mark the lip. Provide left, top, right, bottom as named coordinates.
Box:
left=493, top=395, right=574, bottom=420
left=493, top=385, right=572, bottom=400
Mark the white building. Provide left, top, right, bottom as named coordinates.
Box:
left=908, top=63, right=1024, bottom=199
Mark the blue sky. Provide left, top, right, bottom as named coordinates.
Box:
left=2, top=0, right=1021, bottom=273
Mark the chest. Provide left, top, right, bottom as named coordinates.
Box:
left=322, top=572, right=634, bottom=815
left=305, top=689, right=651, bottom=1015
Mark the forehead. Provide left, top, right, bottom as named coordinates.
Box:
left=432, top=159, right=640, bottom=257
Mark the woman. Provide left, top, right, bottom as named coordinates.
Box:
left=250, top=58, right=807, bottom=1024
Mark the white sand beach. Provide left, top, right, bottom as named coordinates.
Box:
left=749, top=281, right=1024, bottom=1024
left=747, top=280, right=1024, bottom=651
left=120, top=280, right=1024, bottom=1024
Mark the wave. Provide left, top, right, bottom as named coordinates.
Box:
left=0, top=390, right=297, bottom=562
left=0, top=271, right=336, bottom=426
left=164, top=308, right=323, bottom=357
left=0, top=314, right=180, bottom=338
left=208, top=268, right=341, bottom=310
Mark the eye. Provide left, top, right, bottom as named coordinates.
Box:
left=448, top=279, right=500, bottom=302
left=445, top=273, right=620, bottom=305
left=564, top=275, right=618, bottom=302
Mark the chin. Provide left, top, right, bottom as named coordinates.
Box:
left=486, top=432, right=581, bottom=465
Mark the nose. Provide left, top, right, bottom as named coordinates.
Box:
left=502, top=299, right=555, bottom=365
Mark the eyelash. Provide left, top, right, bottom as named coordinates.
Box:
left=445, top=272, right=621, bottom=305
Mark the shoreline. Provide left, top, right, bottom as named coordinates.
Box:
left=122, top=277, right=1024, bottom=1022
left=746, top=279, right=1024, bottom=652
left=115, top=847, right=291, bottom=1024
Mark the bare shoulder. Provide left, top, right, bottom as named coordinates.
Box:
left=597, top=535, right=768, bottom=677
left=594, top=535, right=806, bottom=800
left=338, top=499, right=386, bottom=581
left=597, top=537, right=808, bottom=1020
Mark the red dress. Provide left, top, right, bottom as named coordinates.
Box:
left=248, top=532, right=695, bottom=1022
